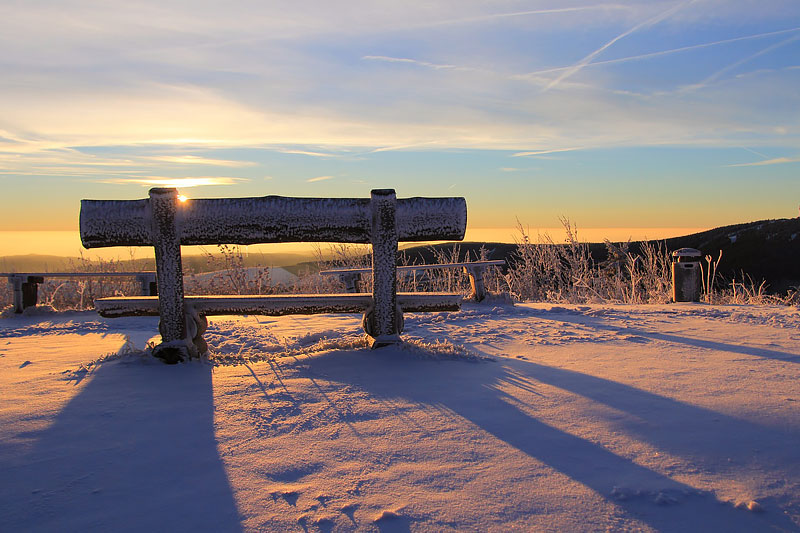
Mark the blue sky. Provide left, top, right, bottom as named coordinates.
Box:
left=1, top=0, right=798, bottom=239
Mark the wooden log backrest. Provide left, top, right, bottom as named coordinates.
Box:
left=80, top=188, right=467, bottom=346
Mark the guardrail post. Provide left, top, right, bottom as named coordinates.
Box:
left=340, top=272, right=362, bottom=293
left=22, top=276, right=43, bottom=309
left=136, top=272, right=158, bottom=296
left=8, top=275, right=43, bottom=313
left=369, top=189, right=401, bottom=347
left=149, top=188, right=189, bottom=362
left=9, top=275, right=24, bottom=313
left=464, top=266, right=486, bottom=302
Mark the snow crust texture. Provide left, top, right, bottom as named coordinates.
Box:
left=1, top=303, right=799, bottom=532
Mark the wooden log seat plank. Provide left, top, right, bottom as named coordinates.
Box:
left=94, top=292, right=463, bottom=318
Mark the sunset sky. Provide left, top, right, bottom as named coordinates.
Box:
left=1, top=1, right=799, bottom=255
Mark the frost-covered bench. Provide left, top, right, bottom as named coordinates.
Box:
left=2, top=271, right=157, bottom=313
left=320, top=260, right=505, bottom=302
left=80, top=188, right=467, bottom=362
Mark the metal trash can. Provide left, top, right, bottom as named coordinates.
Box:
left=672, top=248, right=702, bottom=302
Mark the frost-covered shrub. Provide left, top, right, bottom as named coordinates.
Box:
left=505, top=219, right=673, bottom=304
left=39, top=255, right=143, bottom=310
left=185, top=245, right=275, bottom=295
left=504, top=219, right=799, bottom=306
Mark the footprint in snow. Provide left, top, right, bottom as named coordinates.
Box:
left=271, top=490, right=300, bottom=506
left=374, top=509, right=400, bottom=522
left=339, top=503, right=358, bottom=523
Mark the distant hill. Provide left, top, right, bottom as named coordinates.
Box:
left=661, top=218, right=800, bottom=293
left=0, top=255, right=87, bottom=272
left=0, top=251, right=313, bottom=274
left=401, top=218, right=800, bottom=294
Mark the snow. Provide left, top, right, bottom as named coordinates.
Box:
left=2, top=303, right=799, bottom=532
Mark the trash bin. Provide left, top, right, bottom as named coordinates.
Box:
left=672, top=248, right=702, bottom=302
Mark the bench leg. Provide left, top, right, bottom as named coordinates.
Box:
left=150, top=188, right=191, bottom=362
left=362, top=303, right=404, bottom=337
left=464, top=266, right=487, bottom=302
left=186, top=306, right=209, bottom=355
left=369, top=189, right=401, bottom=347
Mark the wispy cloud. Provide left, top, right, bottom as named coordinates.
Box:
left=306, top=175, right=334, bottom=183
left=276, top=149, right=341, bottom=158
left=426, top=4, right=630, bottom=28
left=543, top=0, right=694, bottom=92
left=362, top=55, right=467, bottom=71
left=728, top=156, right=800, bottom=167
left=369, top=141, right=442, bottom=153
left=100, top=177, right=249, bottom=187
left=147, top=155, right=256, bottom=167
left=512, top=147, right=582, bottom=157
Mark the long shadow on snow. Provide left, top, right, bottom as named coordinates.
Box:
left=1, top=358, right=243, bottom=532
left=508, top=360, right=800, bottom=468
left=530, top=309, right=800, bottom=363
left=304, top=350, right=799, bottom=533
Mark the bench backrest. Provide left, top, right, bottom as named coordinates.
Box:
left=80, top=187, right=466, bottom=348
left=81, top=190, right=465, bottom=247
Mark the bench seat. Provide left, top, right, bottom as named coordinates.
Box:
left=95, top=292, right=463, bottom=318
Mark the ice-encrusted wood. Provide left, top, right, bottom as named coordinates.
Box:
left=80, top=198, right=150, bottom=248
left=149, top=188, right=186, bottom=343
left=180, top=197, right=373, bottom=244
left=94, top=293, right=462, bottom=317
left=395, top=197, right=467, bottom=241
left=370, top=189, right=399, bottom=341
left=80, top=194, right=466, bottom=247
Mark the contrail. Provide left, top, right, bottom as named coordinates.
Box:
left=512, top=147, right=582, bottom=157
left=739, top=146, right=771, bottom=160
left=516, top=26, right=800, bottom=78
left=684, top=33, right=800, bottom=91
left=427, top=4, right=629, bottom=27
left=543, top=0, right=695, bottom=92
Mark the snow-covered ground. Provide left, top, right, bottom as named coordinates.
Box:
left=1, top=302, right=799, bottom=532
